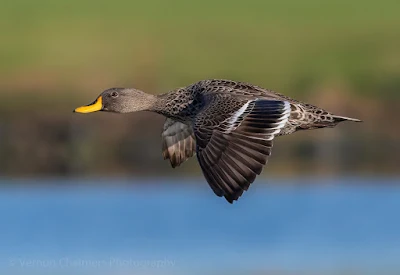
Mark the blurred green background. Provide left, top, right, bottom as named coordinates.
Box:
left=1, top=2, right=400, bottom=275
left=1, top=0, right=399, bottom=177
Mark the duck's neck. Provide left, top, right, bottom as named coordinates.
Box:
left=148, top=91, right=189, bottom=120
left=147, top=89, right=196, bottom=122
left=122, top=90, right=160, bottom=113
left=148, top=93, right=171, bottom=114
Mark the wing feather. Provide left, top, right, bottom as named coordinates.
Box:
left=194, top=99, right=290, bottom=203
left=161, top=118, right=196, bottom=168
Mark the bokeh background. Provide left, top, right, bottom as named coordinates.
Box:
left=0, top=0, right=399, bottom=274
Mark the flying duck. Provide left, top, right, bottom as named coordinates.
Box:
left=74, top=79, right=361, bottom=203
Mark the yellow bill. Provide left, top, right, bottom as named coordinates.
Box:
left=74, top=96, right=103, bottom=113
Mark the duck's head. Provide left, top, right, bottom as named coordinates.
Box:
left=74, top=88, right=157, bottom=114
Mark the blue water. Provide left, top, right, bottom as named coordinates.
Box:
left=0, top=178, right=399, bottom=275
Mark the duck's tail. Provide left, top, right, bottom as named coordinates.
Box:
left=286, top=103, right=362, bottom=134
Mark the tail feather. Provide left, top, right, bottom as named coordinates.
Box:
left=287, top=103, right=362, bottom=134
left=332, top=115, right=362, bottom=123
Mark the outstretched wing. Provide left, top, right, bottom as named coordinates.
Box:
left=194, top=96, right=290, bottom=203
left=162, top=118, right=196, bottom=168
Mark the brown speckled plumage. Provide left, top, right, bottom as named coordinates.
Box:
left=75, top=79, right=361, bottom=203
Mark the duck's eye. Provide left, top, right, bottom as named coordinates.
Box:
left=111, top=91, right=119, bottom=98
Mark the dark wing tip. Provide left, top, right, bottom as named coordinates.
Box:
left=225, top=195, right=234, bottom=204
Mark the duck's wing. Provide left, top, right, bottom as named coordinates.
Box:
left=194, top=96, right=291, bottom=203
left=162, top=118, right=196, bottom=168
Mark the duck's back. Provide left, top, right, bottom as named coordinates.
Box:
left=191, top=79, right=292, bottom=102
left=189, top=79, right=360, bottom=135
